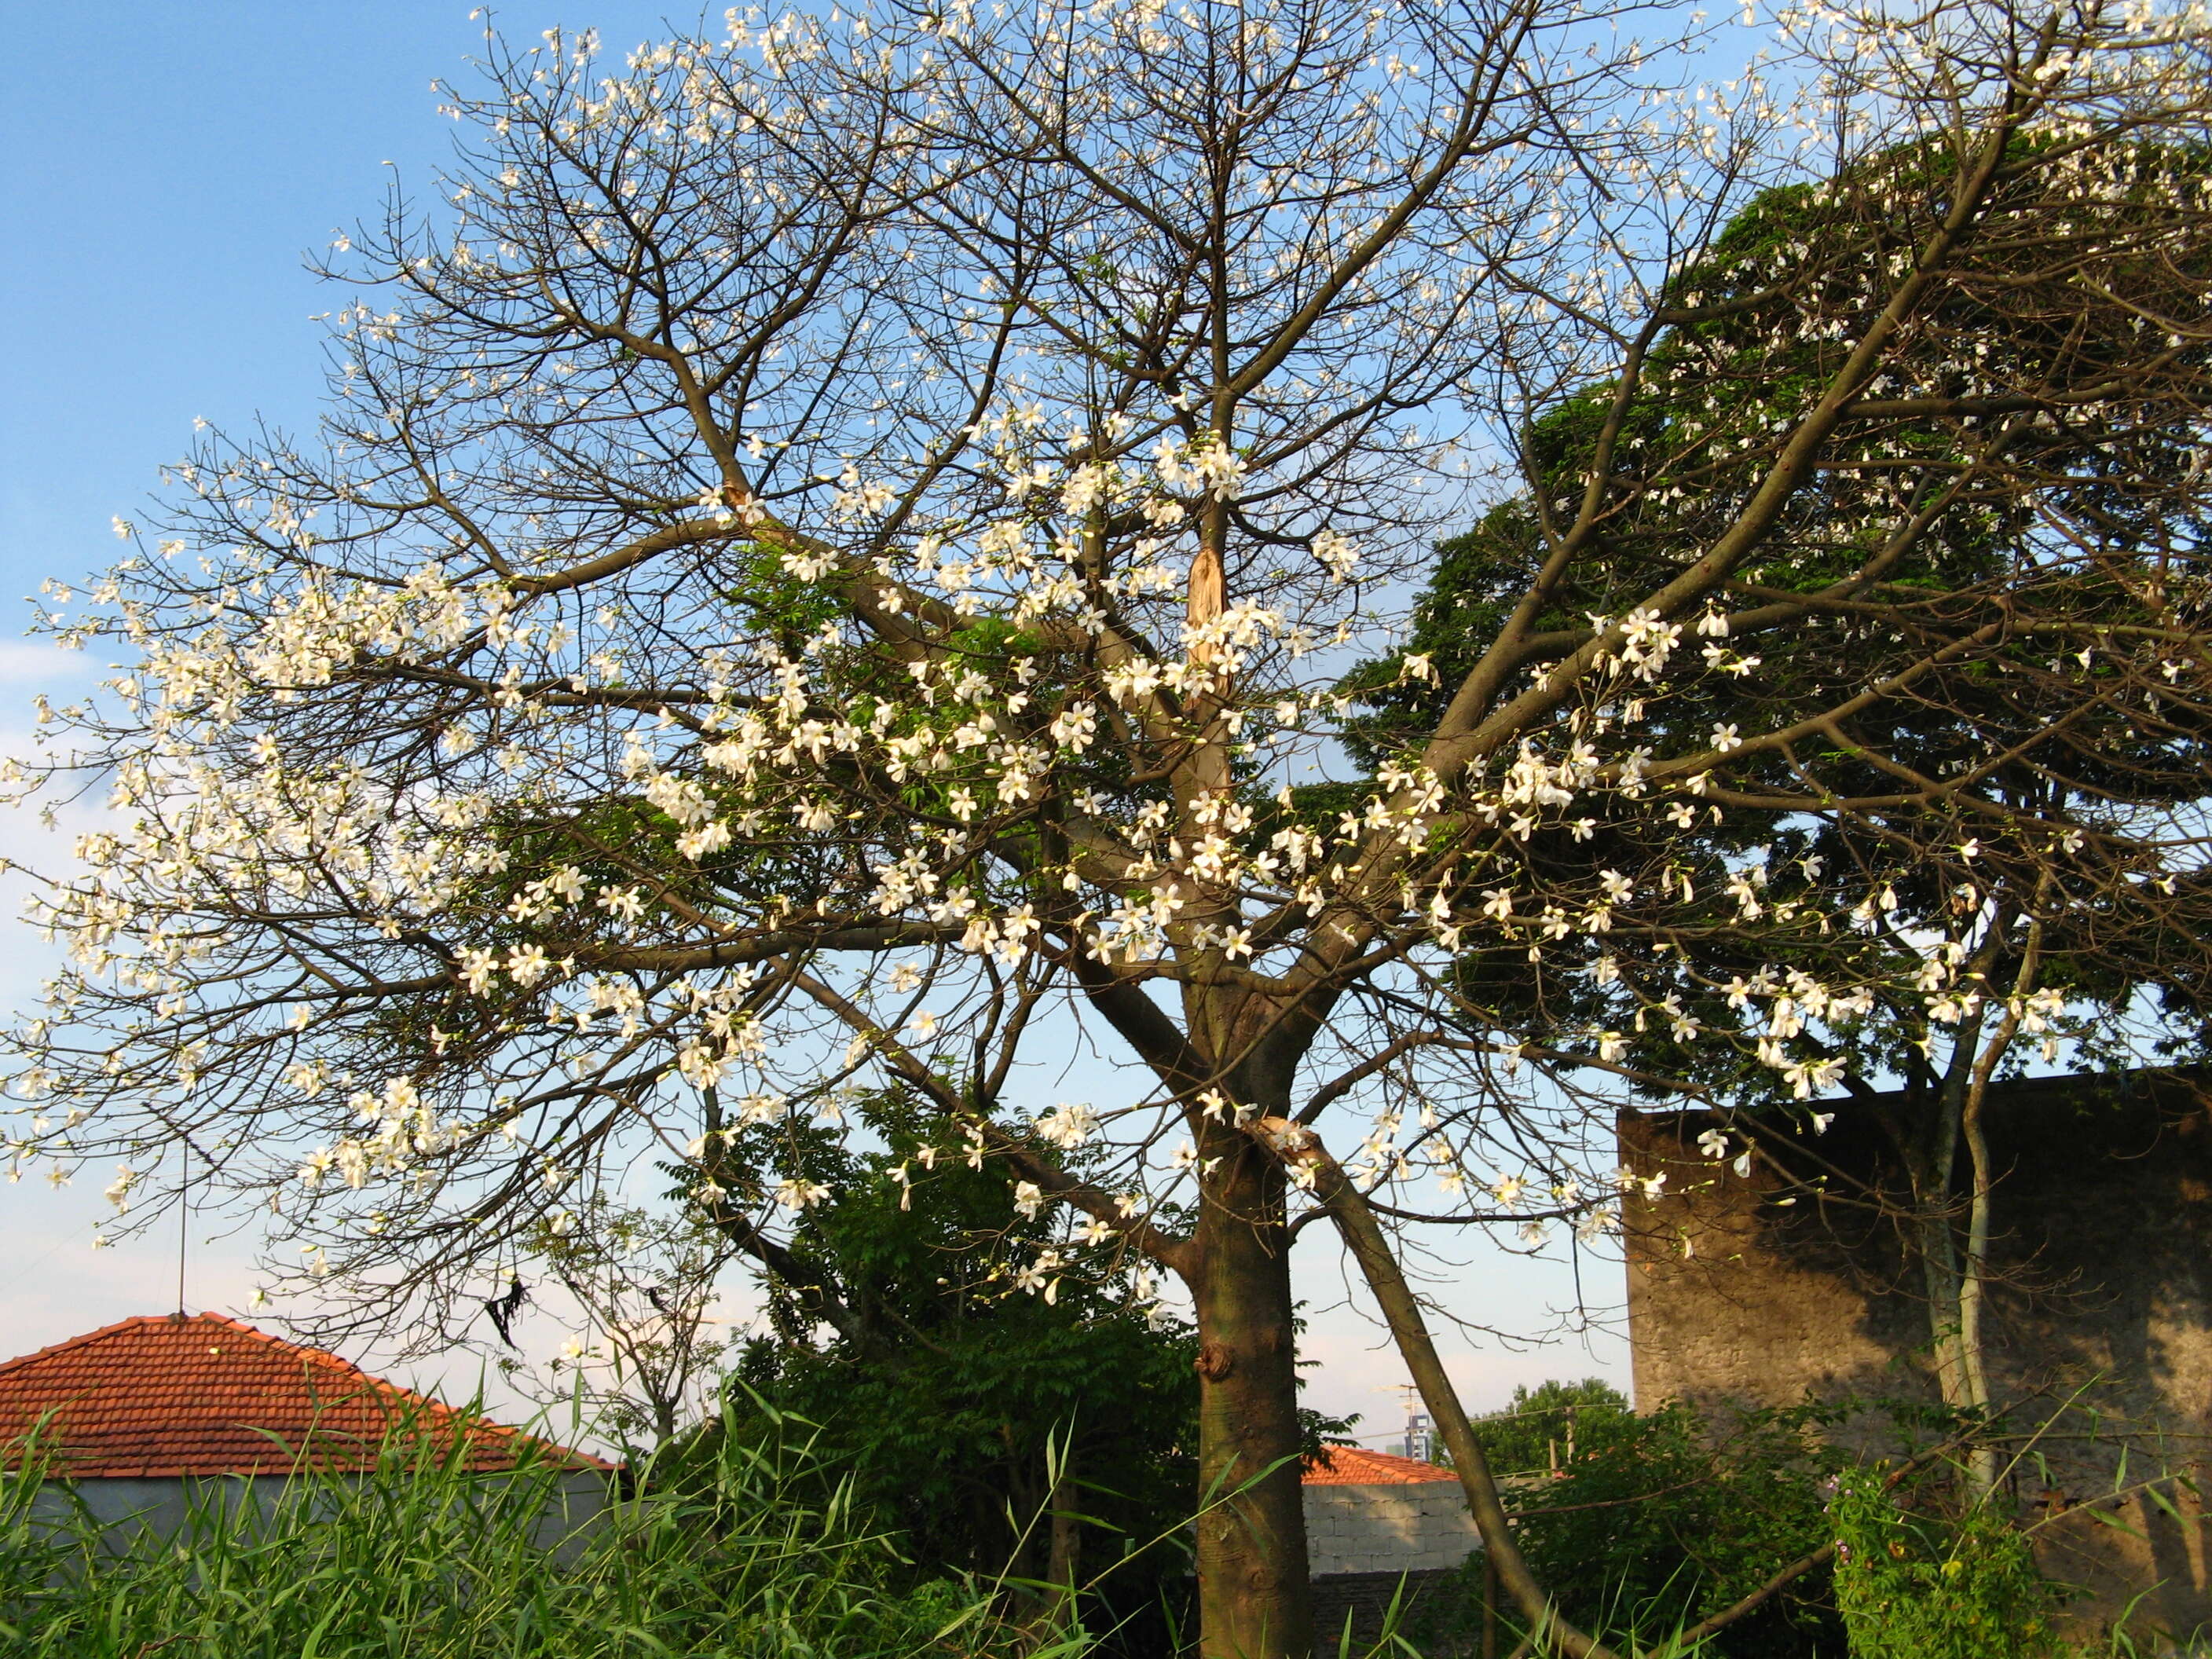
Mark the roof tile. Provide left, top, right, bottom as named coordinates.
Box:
left=0, top=1313, right=613, bottom=1478
left=1302, top=1445, right=1459, bottom=1485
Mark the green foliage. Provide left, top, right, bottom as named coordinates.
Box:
left=1423, top=1387, right=2096, bottom=1659
left=0, top=1401, right=1041, bottom=1659
left=679, top=1090, right=1348, bottom=1654
left=1468, top=1376, right=1634, bottom=1478
left=1416, top=1394, right=1847, bottom=1658
left=1831, top=1469, right=2063, bottom=1659
left=684, top=1093, right=1202, bottom=1647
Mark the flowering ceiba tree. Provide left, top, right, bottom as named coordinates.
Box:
left=10, top=0, right=2212, bottom=1653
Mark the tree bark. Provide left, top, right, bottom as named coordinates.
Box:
left=1047, top=1452, right=1081, bottom=1609
left=1190, top=1136, right=1313, bottom=1659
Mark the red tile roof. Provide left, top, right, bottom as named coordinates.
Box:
left=0, top=1313, right=613, bottom=1479
left=1303, top=1445, right=1459, bottom=1485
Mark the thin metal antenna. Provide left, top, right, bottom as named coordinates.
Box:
left=176, top=1155, right=189, bottom=1316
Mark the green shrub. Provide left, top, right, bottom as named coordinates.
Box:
left=1831, top=1467, right=2062, bottom=1659
left=1411, top=1387, right=2111, bottom=1659
left=1415, top=1395, right=1847, bottom=1657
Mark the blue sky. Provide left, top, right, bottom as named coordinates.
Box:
left=0, top=1, right=1628, bottom=1428
left=2, top=2, right=712, bottom=610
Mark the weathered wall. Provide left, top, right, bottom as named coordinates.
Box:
left=1302, top=1481, right=1482, bottom=1577
left=1309, top=1569, right=1463, bottom=1653
left=1619, top=1070, right=2212, bottom=1646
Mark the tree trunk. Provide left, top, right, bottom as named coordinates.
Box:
left=1910, top=1025, right=1979, bottom=1414
left=1956, top=908, right=2044, bottom=1501
left=1046, top=1449, right=1081, bottom=1629
left=1190, top=1137, right=1313, bottom=1659
left=1957, top=1064, right=2001, bottom=1499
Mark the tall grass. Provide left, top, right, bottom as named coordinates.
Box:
left=0, top=1400, right=1056, bottom=1659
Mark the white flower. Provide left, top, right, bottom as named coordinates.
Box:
left=505, top=943, right=551, bottom=987
left=1013, top=1180, right=1044, bottom=1219
left=104, top=1166, right=138, bottom=1210
left=1035, top=1102, right=1097, bottom=1149
left=1312, top=529, right=1361, bottom=581
left=773, top=1177, right=831, bottom=1210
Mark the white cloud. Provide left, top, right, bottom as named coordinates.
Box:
left=0, top=640, right=95, bottom=689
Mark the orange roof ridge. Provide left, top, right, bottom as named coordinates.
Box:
left=1302, top=1444, right=1460, bottom=1485
left=0, top=1311, right=225, bottom=1377
left=0, top=1311, right=614, bottom=1478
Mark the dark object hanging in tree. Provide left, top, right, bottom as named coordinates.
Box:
left=485, top=1276, right=529, bottom=1348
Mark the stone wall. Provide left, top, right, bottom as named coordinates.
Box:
left=1619, top=1069, right=2212, bottom=1646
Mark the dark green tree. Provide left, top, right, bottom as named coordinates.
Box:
left=683, top=1093, right=1199, bottom=1628
left=1343, top=138, right=2212, bottom=1475
left=1470, top=1378, right=1634, bottom=1481
left=678, top=1090, right=1331, bottom=1651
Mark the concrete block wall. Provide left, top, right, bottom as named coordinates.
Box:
left=1302, top=1481, right=1481, bottom=1577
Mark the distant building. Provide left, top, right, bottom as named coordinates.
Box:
left=1620, top=1070, right=2212, bottom=1646
left=0, top=1312, right=613, bottom=1540
left=1302, top=1444, right=1481, bottom=1643
left=1302, top=1444, right=1479, bottom=1577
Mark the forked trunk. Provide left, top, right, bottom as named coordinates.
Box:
left=1190, top=1137, right=1313, bottom=1659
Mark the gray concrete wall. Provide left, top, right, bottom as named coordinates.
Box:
left=1302, top=1481, right=1481, bottom=1577
left=27, top=1469, right=612, bottom=1559
left=1621, top=1071, right=2212, bottom=1649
